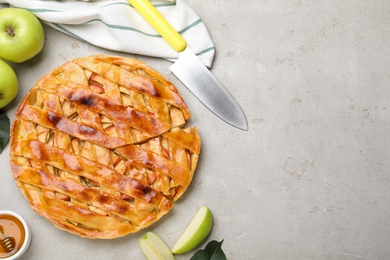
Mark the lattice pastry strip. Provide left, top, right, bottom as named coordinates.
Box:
left=10, top=55, right=201, bottom=239
left=73, top=55, right=190, bottom=118
left=11, top=163, right=158, bottom=227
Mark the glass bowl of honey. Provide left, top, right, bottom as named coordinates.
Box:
left=0, top=211, right=31, bottom=259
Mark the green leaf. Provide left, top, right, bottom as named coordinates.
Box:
left=190, top=240, right=226, bottom=260
left=0, top=110, right=10, bottom=154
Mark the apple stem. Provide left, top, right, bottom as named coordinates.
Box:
left=6, top=28, right=15, bottom=37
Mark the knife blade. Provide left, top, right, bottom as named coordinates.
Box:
left=127, top=0, right=248, bottom=130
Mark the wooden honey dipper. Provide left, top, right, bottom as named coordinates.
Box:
left=0, top=225, right=15, bottom=253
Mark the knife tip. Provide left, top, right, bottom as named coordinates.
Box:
left=237, top=124, right=249, bottom=131
left=229, top=118, right=248, bottom=131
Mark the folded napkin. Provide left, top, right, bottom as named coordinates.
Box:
left=0, top=0, right=215, bottom=67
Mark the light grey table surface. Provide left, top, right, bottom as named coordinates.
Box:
left=1, top=1, right=390, bottom=259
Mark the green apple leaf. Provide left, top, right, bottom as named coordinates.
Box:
left=190, top=240, right=226, bottom=260
left=0, top=110, right=10, bottom=154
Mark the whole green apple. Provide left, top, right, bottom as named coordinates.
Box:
left=0, top=8, right=44, bottom=63
left=0, top=59, right=18, bottom=109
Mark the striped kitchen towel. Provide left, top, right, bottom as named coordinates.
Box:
left=0, top=0, right=215, bottom=67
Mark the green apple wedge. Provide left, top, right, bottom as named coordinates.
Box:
left=0, top=59, right=18, bottom=109
left=0, top=8, right=44, bottom=63
left=171, top=206, right=213, bottom=254
left=139, top=232, right=175, bottom=260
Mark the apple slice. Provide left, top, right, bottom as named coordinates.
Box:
left=171, top=206, right=213, bottom=254
left=139, top=232, right=175, bottom=260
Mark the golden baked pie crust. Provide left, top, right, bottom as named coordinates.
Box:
left=9, top=55, right=200, bottom=239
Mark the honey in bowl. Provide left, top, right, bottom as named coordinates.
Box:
left=0, top=213, right=26, bottom=259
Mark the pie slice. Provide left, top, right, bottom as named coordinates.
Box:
left=9, top=55, right=201, bottom=239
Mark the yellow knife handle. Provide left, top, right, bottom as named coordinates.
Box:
left=128, top=0, right=187, bottom=52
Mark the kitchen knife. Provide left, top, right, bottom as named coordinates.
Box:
left=127, top=0, right=248, bottom=131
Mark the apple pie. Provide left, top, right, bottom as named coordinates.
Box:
left=9, top=55, right=200, bottom=239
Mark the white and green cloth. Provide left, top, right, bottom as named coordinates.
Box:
left=0, top=0, right=215, bottom=67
